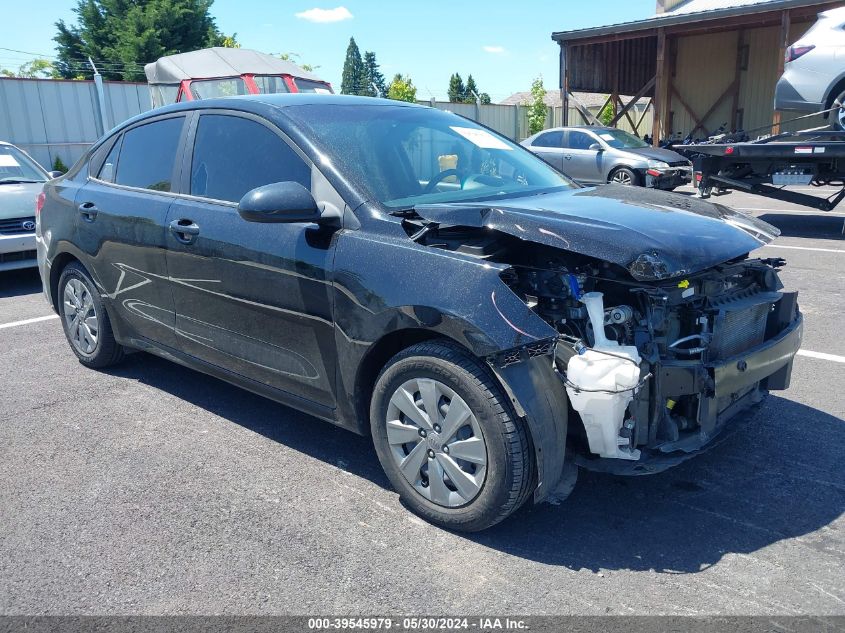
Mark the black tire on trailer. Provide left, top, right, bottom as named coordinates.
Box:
left=370, top=340, right=535, bottom=532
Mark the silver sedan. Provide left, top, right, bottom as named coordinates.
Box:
left=521, top=126, right=692, bottom=190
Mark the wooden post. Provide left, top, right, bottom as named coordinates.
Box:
left=730, top=29, right=745, bottom=131
left=772, top=11, right=791, bottom=135
left=560, top=43, right=570, bottom=126
left=653, top=28, right=668, bottom=146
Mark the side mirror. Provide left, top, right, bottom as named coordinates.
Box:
left=238, top=181, right=322, bottom=224
left=47, top=170, right=65, bottom=179
left=589, top=143, right=604, bottom=152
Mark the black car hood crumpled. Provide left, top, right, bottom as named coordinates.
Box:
left=413, top=184, right=780, bottom=279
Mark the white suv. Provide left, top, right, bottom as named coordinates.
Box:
left=774, top=6, right=845, bottom=130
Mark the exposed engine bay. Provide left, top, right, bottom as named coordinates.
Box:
left=404, top=219, right=802, bottom=472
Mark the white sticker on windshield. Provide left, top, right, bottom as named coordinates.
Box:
left=450, top=126, right=512, bottom=150
left=599, top=133, right=615, bottom=141
left=0, top=154, right=20, bottom=167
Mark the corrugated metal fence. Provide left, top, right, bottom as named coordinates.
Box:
left=0, top=77, right=653, bottom=171
left=0, top=78, right=151, bottom=169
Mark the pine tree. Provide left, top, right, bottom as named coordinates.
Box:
left=464, top=75, right=479, bottom=103
left=362, top=51, right=386, bottom=97
left=447, top=73, right=465, bottom=103
left=340, top=37, right=365, bottom=95
left=54, top=0, right=233, bottom=81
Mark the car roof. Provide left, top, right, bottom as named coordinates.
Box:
left=109, top=94, right=424, bottom=137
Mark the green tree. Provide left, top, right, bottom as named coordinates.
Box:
left=447, top=73, right=465, bottom=103
left=278, top=52, right=318, bottom=73
left=340, top=37, right=365, bottom=95
left=0, top=59, right=57, bottom=78
left=527, top=76, right=548, bottom=135
left=598, top=98, right=614, bottom=126
left=479, top=93, right=491, bottom=105
left=362, top=51, right=386, bottom=97
left=54, top=0, right=234, bottom=81
left=387, top=74, right=417, bottom=103
left=464, top=74, right=479, bottom=103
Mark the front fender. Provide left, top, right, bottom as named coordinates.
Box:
left=332, top=229, right=567, bottom=497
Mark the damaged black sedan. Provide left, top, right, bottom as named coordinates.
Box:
left=37, top=95, right=802, bottom=532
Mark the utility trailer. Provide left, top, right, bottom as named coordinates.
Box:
left=676, top=130, right=845, bottom=212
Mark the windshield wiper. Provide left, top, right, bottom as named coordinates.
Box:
left=0, top=178, right=42, bottom=185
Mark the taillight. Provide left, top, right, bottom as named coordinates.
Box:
left=786, top=44, right=815, bottom=62
left=35, top=192, right=46, bottom=216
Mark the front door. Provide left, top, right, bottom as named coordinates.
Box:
left=165, top=112, right=337, bottom=406
left=528, top=130, right=565, bottom=171
left=563, top=130, right=602, bottom=184
left=74, top=114, right=188, bottom=349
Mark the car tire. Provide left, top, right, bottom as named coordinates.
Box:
left=831, top=89, right=845, bottom=131
left=58, top=262, right=125, bottom=368
left=370, top=340, right=534, bottom=532
left=609, top=167, right=640, bottom=186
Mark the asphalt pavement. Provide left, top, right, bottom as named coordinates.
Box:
left=0, top=186, right=843, bottom=616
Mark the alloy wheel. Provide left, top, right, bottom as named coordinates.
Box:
left=611, top=170, right=633, bottom=185
left=63, top=278, right=99, bottom=355
left=385, top=378, right=488, bottom=508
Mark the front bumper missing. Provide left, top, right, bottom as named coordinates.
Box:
left=577, top=309, right=802, bottom=476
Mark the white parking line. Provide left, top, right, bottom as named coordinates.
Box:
left=797, top=350, right=845, bottom=364
left=0, top=314, right=59, bottom=330
left=762, top=244, right=844, bottom=253
left=1, top=313, right=844, bottom=364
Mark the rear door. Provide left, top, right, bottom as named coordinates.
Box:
left=165, top=111, right=337, bottom=406
left=74, top=114, right=188, bottom=349
left=563, top=130, right=603, bottom=183
left=528, top=130, right=565, bottom=170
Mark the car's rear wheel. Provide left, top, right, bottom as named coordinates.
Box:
left=370, top=341, right=534, bottom=532
left=58, top=262, right=124, bottom=368
left=831, top=89, right=845, bottom=131
left=609, top=167, right=639, bottom=186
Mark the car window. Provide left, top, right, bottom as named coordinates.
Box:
left=0, top=144, right=47, bottom=183
left=253, top=75, right=291, bottom=94
left=565, top=131, right=596, bottom=150
left=532, top=131, right=563, bottom=148
left=294, top=79, right=332, bottom=94
left=190, top=114, right=311, bottom=203
left=595, top=128, right=648, bottom=149
left=284, top=104, right=575, bottom=208
left=114, top=117, right=184, bottom=192
left=190, top=78, right=249, bottom=99
left=98, top=138, right=122, bottom=183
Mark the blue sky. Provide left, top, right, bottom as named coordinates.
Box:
left=0, top=0, right=655, bottom=100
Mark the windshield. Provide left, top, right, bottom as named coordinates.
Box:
left=595, top=128, right=648, bottom=149
left=286, top=104, right=576, bottom=208
left=0, top=145, right=47, bottom=183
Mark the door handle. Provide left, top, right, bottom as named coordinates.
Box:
left=78, top=202, right=98, bottom=221
left=564, top=155, right=572, bottom=160
left=169, top=219, right=200, bottom=244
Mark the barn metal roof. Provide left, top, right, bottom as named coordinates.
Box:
left=551, top=0, right=835, bottom=42
left=144, top=47, right=322, bottom=84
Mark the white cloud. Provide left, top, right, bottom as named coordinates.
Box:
left=483, top=45, right=506, bottom=54
left=295, top=6, right=353, bottom=23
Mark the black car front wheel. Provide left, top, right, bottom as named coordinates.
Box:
left=370, top=340, right=534, bottom=532
left=58, top=262, right=125, bottom=368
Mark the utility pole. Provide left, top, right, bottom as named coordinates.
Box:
left=89, top=57, right=110, bottom=135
